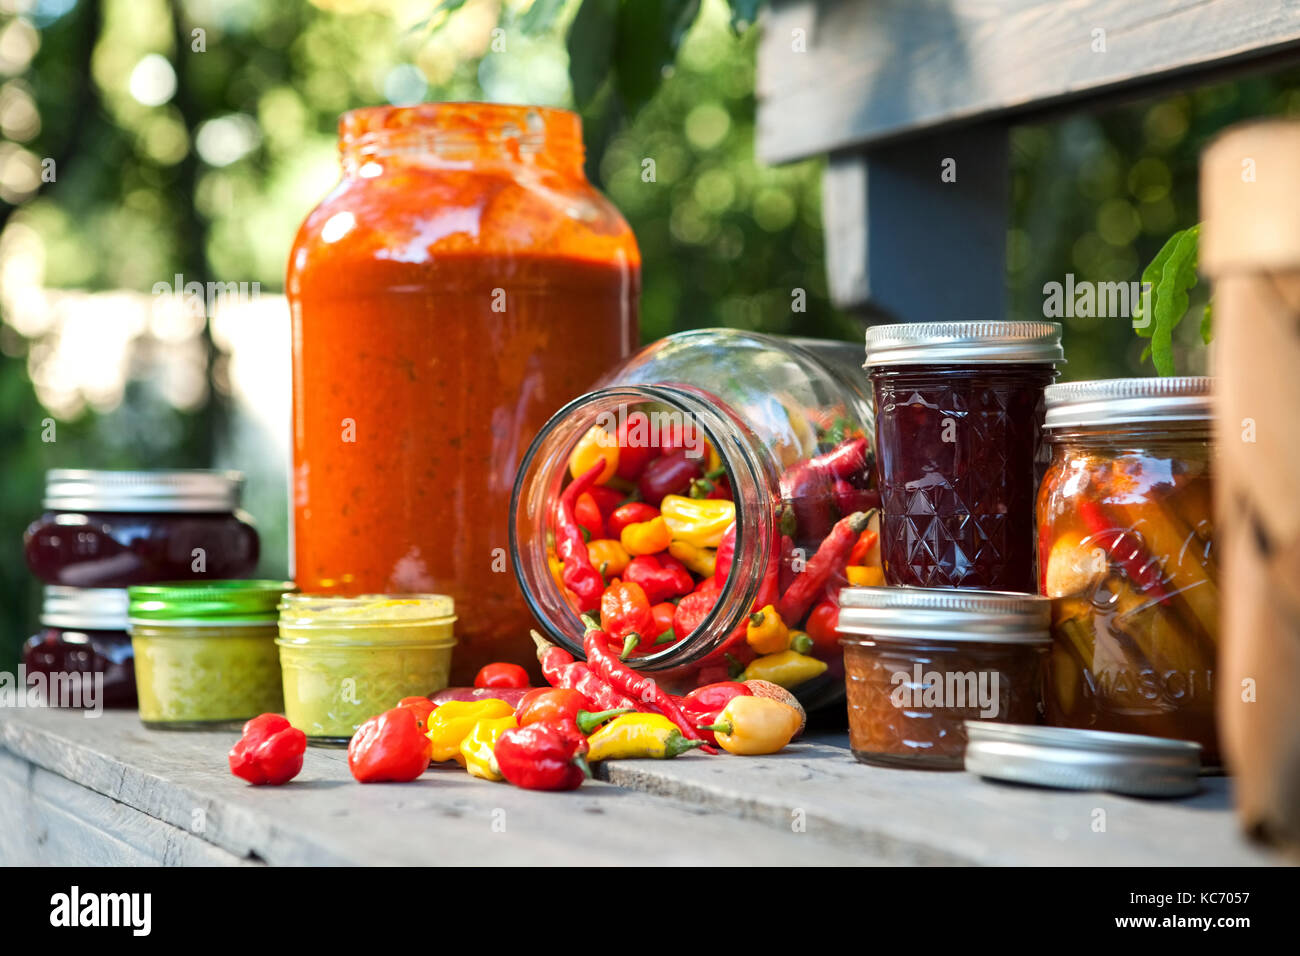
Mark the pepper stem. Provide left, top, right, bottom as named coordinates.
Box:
left=580, top=613, right=602, bottom=634
left=572, top=753, right=593, bottom=780
left=576, top=708, right=633, bottom=734
left=620, top=633, right=642, bottom=659
left=665, top=733, right=708, bottom=758
left=749, top=611, right=765, bottom=626
left=653, top=630, right=676, bottom=646
left=697, top=721, right=733, bottom=735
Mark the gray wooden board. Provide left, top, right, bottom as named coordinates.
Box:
left=757, top=0, right=1300, bottom=163
left=0, top=708, right=1283, bottom=865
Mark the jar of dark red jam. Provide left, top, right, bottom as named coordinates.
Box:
left=23, top=586, right=136, bottom=709
left=864, top=322, right=1062, bottom=592
left=838, top=586, right=1051, bottom=769
left=24, top=470, right=259, bottom=588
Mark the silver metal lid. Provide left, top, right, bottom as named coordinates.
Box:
left=863, top=321, right=1063, bottom=367
left=837, top=587, right=1051, bottom=644
left=963, top=723, right=1202, bottom=797
left=1043, top=377, right=1213, bottom=429
left=41, top=586, right=130, bottom=631
left=43, top=469, right=244, bottom=512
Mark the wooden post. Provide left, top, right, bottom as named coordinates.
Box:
left=1201, top=120, right=1300, bottom=851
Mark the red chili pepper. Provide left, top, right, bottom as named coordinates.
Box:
left=600, top=579, right=656, bottom=657
left=673, top=587, right=719, bottom=640
left=778, top=509, right=874, bottom=624
left=397, top=696, right=437, bottom=731
left=228, top=713, right=307, bottom=786
left=779, top=437, right=872, bottom=542
left=574, top=492, right=605, bottom=540
left=532, top=630, right=643, bottom=712
left=607, top=501, right=660, bottom=539
left=715, top=522, right=737, bottom=582
left=638, top=449, right=704, bottom=504
left=474, top=662, right=531, bottom=689
left=581, top=614, right=708, bottom=746
left=1078, top=499, right=1171, bottom=600
left=556, top=461, right=608, bottom=612
left=495, top=719, right=591, bottom=791
left=681, top=681, right=753, bottom=747
left=650, top=601, right=677, bottom=644
left=587, top=485, right=625, bottom=520
left=834, top=478, right=879, bottom=519
left=515, top=687, right=631, bottom=733
left=623, top=553, right=694, bottom=605
left=347, top=707, right=431, bottom=783
left=847, top=526, right=879, bottom=567
left=615, top=415, right=656, bottom=481
left=804, top=598, right=840, bottom=656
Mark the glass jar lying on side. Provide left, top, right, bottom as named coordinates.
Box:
left=25, top=470, right=259, bottom=588
left=128, top=580, right=293, bottom=729
left=1037, top=377, right=1219, bottom=765
left=865, top=322, right=1062, bottom=592
left=838, top=586, right=1051, bottom=770
left=512, top=329, right=880, bottom=712
left=277, top=594, right=457, bottom=745
left=24, top=586, right=136, bottom=709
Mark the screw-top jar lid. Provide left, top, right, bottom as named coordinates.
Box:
left=128, top=580, right=295, bottom=627
left=44, top=469, right=245, bottom=513
left=963, top=723, right=1202, bottom=797
left=863, top=321, right=1063, bottom=367
left=41, top=586, right=129, bottom=631
left=1043, top=377, right=1213, bottom=429
left=837, top=586, right=1051, bottom=644
left=278, top=593, right=456, bottom=627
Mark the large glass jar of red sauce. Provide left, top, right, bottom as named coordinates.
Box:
left=287, top=103, right=639, bottom=684
left=1037, top=377, right=1219, bottom=765
left=864, top=322, right=1062, bottom=592
left=24, top=470, right=259, bottom=587
left=23, top=586, right=136, bottom=709
left=511, top=330, right=879, bottom=712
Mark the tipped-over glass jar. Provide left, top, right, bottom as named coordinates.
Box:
left=511, top=329, right=880, bottom=712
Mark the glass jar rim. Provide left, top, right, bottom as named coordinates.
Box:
left=277, top=593, right=456, bottom=628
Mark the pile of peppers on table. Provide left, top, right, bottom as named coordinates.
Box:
left=548, top=415, right=884, bottom=693
left=228, top=654, right=807, bottom=791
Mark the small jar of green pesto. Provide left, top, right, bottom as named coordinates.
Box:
left=128, top=580, right=295, bottom=729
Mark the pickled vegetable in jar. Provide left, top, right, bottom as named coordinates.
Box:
left=511, top=329, right=879, bottom=712
left=1036, top=378, right=1219, bottom=765
left=865, top=322, right=1062, bottom=592
left=287, top=103, right=638, bottom=685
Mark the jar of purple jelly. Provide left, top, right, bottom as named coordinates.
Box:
left=864, top=322, right=1062, bottom=592
left=23, top=585, right=137, bottom=709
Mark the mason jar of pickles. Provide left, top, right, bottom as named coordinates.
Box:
left=1036, top=378, right=1218, bottom=764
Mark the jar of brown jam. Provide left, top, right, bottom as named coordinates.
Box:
left=864, top=322, right=1062, bottom=592
left=23, top=585, right=136, bottom=709
left=839, top=586, right=1050, bottom=769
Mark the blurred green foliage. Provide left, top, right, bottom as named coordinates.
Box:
left=2, top=0, right=1300, bottom=676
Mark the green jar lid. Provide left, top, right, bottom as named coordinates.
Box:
left=129, top=580, right=297, bottom=626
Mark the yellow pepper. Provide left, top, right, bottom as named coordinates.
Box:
left=547, top=551, right=565, bottom=590
left=585, top=713, right=706, bottom=761
left=568, top=425, right=618, bottom=485
left=659, top=495, right=735, bottom=549
left=426, top=699, right=515, bottom=763
left=459, top=714, right=518, bottom=781
left=668, top=540, right=716, bottom=578
left=846, top=565, right=885, bottom=587
left=746, top=604, right=790, bottom=655
left=701, top=695, right=802, bottom=755
left=587, top=538, right=631, bottom=578
left=620, top=516, right=672, bottom=556
left=739, top=650, right=828, bottom=689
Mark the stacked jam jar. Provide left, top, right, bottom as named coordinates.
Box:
left=21, top=469, right=260, bottom=710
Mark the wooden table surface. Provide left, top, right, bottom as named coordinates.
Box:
left=0, top=708, right=1283, bottom=866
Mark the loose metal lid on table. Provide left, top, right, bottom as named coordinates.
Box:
left=963, top=723, right=1203, bottom=798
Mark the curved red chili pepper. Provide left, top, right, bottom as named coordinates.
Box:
left=556, top=461, right=607, bottom=612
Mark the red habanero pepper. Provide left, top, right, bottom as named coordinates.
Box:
left=495, top=719, right=591, bottom=791
left=804, top=599, right=840, bottom=657
left=607, top=501, right=660, bottom=539
left=615, top=415, right=656, bottom=481
left=777, top=510, right=874, bottom=624
left=673, top=587, right=719, bottom=641
left=580, top=614, right=708, bottom=747
left=474, top=662, right=531, bottom=689
left=397, top=696, right=437, bottom=731
left=228, top=713, right=307, bottom=786
left=638, top=449, right=704, bottom=504
left=347, top=707, right=431, bottom=783
left=556, top=461, right=608, bottom=612
left=574, top=492, right=605, bottom=540
left=650, top=602, right=677, bottom=645
left=624, top=554, right=694, bottom=605
left=600, top=579, right=656, bottom=658
left=587, top=485, right=626, bottom=523
left=515, top=687, right=631, bottom=734
left=681, top=681, right=753, bottom=747
left=532, top=631, right=643, bottom=713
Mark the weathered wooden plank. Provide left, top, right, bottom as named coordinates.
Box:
left=0, top=748, right=253, bottom=866
left=823, top=126, right=1008, bottom=316
left=757, top=0, right=1300, bottom=163
left=0, top=709, right=881, bottom=866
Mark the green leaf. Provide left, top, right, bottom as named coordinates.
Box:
left=613, top=0, right=701, bottom=116
left=727, top=0, right=763, bottom=32
left=567, top=0, right=619, bottom=110
left=1132, top=227, right=1188, bottom=337
left=1201, top=298, right=1214, bottom=345
left=519, top=0, right=568, bottom=34
left=1149, top=224, right=1200, bottom=376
